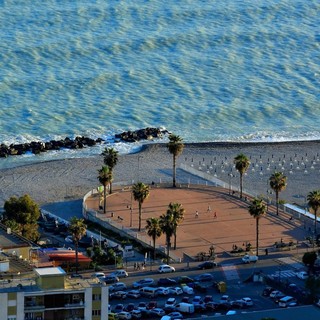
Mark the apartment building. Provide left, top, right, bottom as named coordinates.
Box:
left=0, top=267, right=109, bottom=320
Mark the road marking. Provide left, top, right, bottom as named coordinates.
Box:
left=274, top=257, right=304, bottom=270
left=221, top=264, right=240, bottom=280
left=269, top=269, right=296, bottom=279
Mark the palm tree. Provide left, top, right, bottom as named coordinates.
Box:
left=68, top=217, right=87, bottom=274
left=167, top=202, right=185, bottom=250
left=234, top=153, right=250, bottom=198
left=132, top=182, right=150, bottom=231
left=269, top=171, right=287, bottom=215
left=145, top=217, right=162, bottom=260
left=248, top=197, right=266, bottom=257
left=101, top=147, right=119, bottom=194
left=307, top=190, right=320, bottom=235
left=159, top=211, right=175, bottom=264
left=98, top=165, right=112, bottom=213
left=167, top=134, right=184, bottom=188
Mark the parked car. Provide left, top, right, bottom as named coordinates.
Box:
left=104, top=275, right=120, bottom=284
left=167, top=311, right=184, bottom=319
left=241, top=297, right=254, bottom=306
left=137, top=302, right=148, bottom=311
left=219, top=295, right=230, bottom=304
left=133, top=278, right=155, bottom=288
left=230, top=300, right=247, bottom=309
left=262, top=286, right=274, bottom=296
left=158, top=264, right=176, bottom=273
left=165, top=297, right=177, bottom=308
left=177, top=276, right=194, bottom=284
left=117, top=311, right=132, bottom=320
left=147, top=301, right=158, bottom=310
left=130, top=309, right=142, bottom=319
left=124, top=303, right=136, bottom=312
left=205, top=301, right=218, bottom=311
left=157, top=278, right=177, bottom=286
left=168, top=287, right=183, bottom=295
left=149, top=308, right=165, bottom=317
left=109, top=282, right=127, bottom=292
left=181, top=297, right=190, bottom=303
left=204, top=295, right=213, bottom=303
left=192, top=296, right=204, bottom=306
left=181, top=284, right=194, bottom=294
left=296, top=271, right=308, bottom=280
left=197, top=261, right=217, bottom=270
left=278, top=296, right=298, bottom=308
left=92, top=272, right=105, bottom=279
left=111, top=270, right=129, bottom=278
left=194, top=273, right=214, bottom=282
left=113, top=304, right=125, bottom=313
left=269, top=290, right=284, bottom=299
left=110, top=291, right=127, bottom=300
left=156, top=287, right=170, bottom=296
left=126, top=290, right=141, bottom=299
left=163, top=305, right=176, bottom=314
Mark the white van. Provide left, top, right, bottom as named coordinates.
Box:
left=278, top=296, right=297, bottom=307
left=139, top=287, right=158, bottom=298
left=111, top=269, right=128, bottom=278
left=175, top=302, right=195, bottom=314
left=242, top=255, right=258, bottom=264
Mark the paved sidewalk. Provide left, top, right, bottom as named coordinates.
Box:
left=86, top=185, right=309, bottom=262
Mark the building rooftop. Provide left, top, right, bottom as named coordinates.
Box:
left=0, top=223, right=32, bottom=250
left=34, top=266, right=66, bottom=276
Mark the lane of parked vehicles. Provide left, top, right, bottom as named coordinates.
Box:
left=100, top=263, right=306, bottom=320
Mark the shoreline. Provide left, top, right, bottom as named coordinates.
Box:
left=1, top=140, right=320, bottom=208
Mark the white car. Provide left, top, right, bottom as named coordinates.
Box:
left=181, top=284, right=194, bottom=294
left=296, top=271, right=308, bottom=280
left=111, top=269, right=129, bottom=278
left=156, top=287, right=170, bottom=296
left=168, top=287, right=183, bottom=295
left=269, top=290, right=284, bottom=299
left=241, top=297, right=253, bottom=306
left=220, top=295, right=230, bottom=304
left=158, top=264, right=175, bottom=273
left=165, top=297, right=177, bottom=308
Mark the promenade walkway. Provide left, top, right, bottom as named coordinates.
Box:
left=85, top=184, right=310, bottom=262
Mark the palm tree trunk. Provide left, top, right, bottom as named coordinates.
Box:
left=110, top=181, right=113, bottom=194
left=103, top=184, right=107, bottom=214
left=240, top=173, right=243, bottom=198
left=256, top=218, right=259, bottom=256
left=315, top=209, right=318, bottom=235
left=173, top=230, right=177, bottom=250
left=138, top=202, right=142, bottom=231
left=153, top=237, right=156, bottom=260
left=173, top=154, right=176, bottom=188
left=75, top=242, right=79, bottom=274
left=276, top=191, right=279, bottom=215
left=166, top=236, right=170, bottom=264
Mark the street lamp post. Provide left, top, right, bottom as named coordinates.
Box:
left=228, top=173, right=234, bottom=195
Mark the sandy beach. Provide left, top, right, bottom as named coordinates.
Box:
left=1, top=140, right=320, bottom=208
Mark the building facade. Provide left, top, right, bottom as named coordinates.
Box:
left=0, top=267, right=109, bottom=320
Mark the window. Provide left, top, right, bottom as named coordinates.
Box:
left=92, top=294, right=101, bottom=301
left=92, top=310, right=101, bottom=316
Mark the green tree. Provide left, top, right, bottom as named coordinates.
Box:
left=159, top=211, right=175, bottom=264
left=302, top=251, right=317, bottom=272
left=145, top=217, right=162, bottom=260
left=98, top=165, right=112, bottom=213
left=167, top=134, right=184, bottom=188
left=68, top=217, right=87, bottom=274
left=167, top=202, right=185, bottom=250
left=101, top=147, right=119, bottom=194
left=132, top=182, right=150, bottom=231
left=234, top=153, right=250, bottom=198
left=307, top=190, right=320, bottom=235
left=3, top=194, right=41, bottom=242
left=248, top=197, right=266, bottom=256
left=269, top=171, right=287, bottom=216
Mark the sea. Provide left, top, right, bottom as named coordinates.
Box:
left=0, top=0, right=319, bottom=169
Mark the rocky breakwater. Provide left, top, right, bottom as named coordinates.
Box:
left=0, top=127, right=170, bottom=158
left=115, top=127, right=170, bottom=143
left=0, top=136, right=103, bottom=158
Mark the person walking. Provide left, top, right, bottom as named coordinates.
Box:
left=195, top=210, right=199, bottom=218
left=213, top=212, right=217, bottom=219
left=207, top=205, right=212, bottom=213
